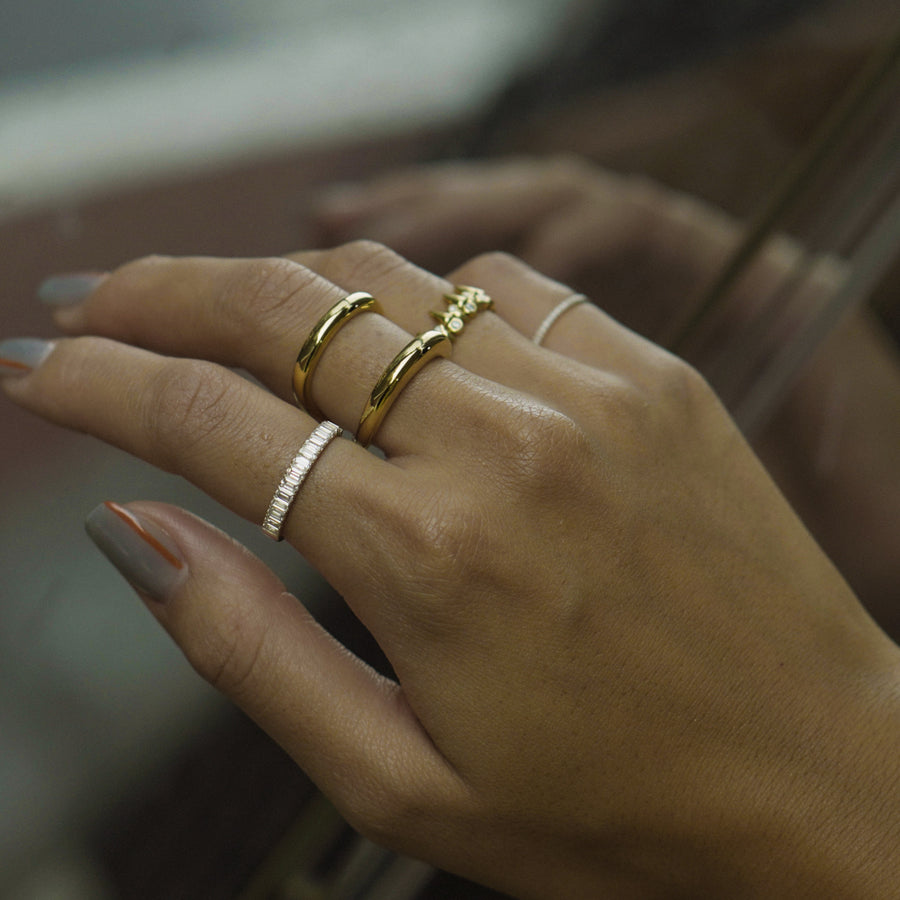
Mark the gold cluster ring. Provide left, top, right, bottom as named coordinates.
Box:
left=430, top=284, right=493, bottom=340
left=352, top=286, right=491, bottom=446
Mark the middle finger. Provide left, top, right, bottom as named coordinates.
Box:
left=47, top=246, right=645, bottom=445
left=50, top=253, right=469, bottom=455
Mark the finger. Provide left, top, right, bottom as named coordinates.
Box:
left=287, top=243, right=657, bottom=422
left=313, top=164, right=467, bottom=232
left=87, top=500, right=465, bottom=852
left=447, top=252, right=677, bottom=392
left=5, top=333, right=548, bottom=662
left=0, top=336, right=405, bottom=595
left=46, top=254, right=465, bottom=454
left=46, top=248, right=603, bottom=446
left=515, top=198, right=677, bottom=342
left=311, top=159, right=586, bottom=269
left=503, top=180, right=742, bottom=359
left=4, top=332, right=587, bottom=648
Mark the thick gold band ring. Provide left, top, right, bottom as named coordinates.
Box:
left=356, top=329, right=452, bottom=447
left=430, top=284, right=493, bottom=340
left=293, top=292, right=382, bottom=419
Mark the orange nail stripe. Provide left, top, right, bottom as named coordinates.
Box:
left=0, top=358, right=31, bottom=372
left=105, top=501, right=185, bottom=570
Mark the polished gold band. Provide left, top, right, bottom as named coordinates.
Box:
left=356, top=328, right=452, bottom=447
left=293, top=292, right=382, bottom=419
left=430, top=284, right=493, bottom=340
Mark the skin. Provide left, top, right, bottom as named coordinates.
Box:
left=311, top=157, right=900, bottom=627
left=2, top=244, right=900, bottom=897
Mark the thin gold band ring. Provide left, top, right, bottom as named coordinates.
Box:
left=356, top=329, right=452, bottom=448
left=293, top=292, right=382, bottom=418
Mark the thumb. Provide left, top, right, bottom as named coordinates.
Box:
left=84, top=500, right=460, bottom=848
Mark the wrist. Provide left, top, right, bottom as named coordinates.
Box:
left=730, top=650, right=900, bottom=898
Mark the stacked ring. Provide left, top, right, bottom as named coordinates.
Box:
left=261, top=420, right=343, bottom=540
left=430, top=284, right=493, bottom=340
left=356, top=329, right=452, bottom=447
left=293, top=292, right=382, bottom=418
left=532, top=294, right=588, bottom=346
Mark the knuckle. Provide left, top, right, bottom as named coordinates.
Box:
left=336, top=237, right=394, bottom=261
left=219, top=257, right=318, bottom=330
left=378, top=483, right=489, bottom=628
left=397, top=487, right=482, bottom=597
left=655, top=354, right=714, bottom=412
left=490, top=404, right=594, bottom=493
left=184, top=601, right=269, bottom=701
left=453, top=249, right=528, bottom=286
left=415, top=500, right=480, bottom=585
left=144, top=359, right=236, bottom=469
left=606, top=356, right=717, bottom=445
left=331, top=239, right=409, bottom=284
left=49, top=334, right=112, bottom=378
left=104, top=254, right=176, bottom=298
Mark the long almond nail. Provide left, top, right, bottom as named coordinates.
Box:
left=37, top=273, right=107, bottom=306
left=0, top=338, right=55, bottom=376
left=85, top=502, right=187, bottom=602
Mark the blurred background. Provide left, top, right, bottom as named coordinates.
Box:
left=1, top=0, right=898, bottom=897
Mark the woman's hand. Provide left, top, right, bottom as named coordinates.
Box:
left=3, top=244, right=900, bottom=898
left=311, top=157, right=745, bottom=343
left=312, top=157, right=900, bottom=628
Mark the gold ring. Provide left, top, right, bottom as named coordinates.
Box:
left=293, top=292, right=382, bottom=419
left=356, top=329, right=452, bottom=447
left=430, top=284, right=493, bottom=340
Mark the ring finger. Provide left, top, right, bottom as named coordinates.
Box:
left=0, top=335, right=399, bottom=576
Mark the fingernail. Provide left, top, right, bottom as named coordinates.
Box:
left=85, top=502, right=187, bottom=602
left=0, top=338, right=55, bottom=376
left=37, top=272, right=107, bottom=306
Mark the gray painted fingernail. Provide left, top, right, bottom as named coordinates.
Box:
left=38, top=273, right=107, bottom=305
left=85, top=502, right=187, bottom=602
left=0, top=338, right=55, bottom=376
